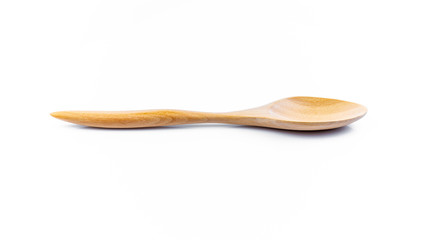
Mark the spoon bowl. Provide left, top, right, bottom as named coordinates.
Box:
left=269, top=96, right=366, bottom=123
left=51, top=96, right=367, bottom=131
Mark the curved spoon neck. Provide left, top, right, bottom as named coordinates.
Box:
left=206, top=109, right=270, bottom=125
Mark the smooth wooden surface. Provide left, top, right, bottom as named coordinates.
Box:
left=51, top=96, right=367, bottom=131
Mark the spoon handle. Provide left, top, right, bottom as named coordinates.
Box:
left=51, top=109, right=233, bottom=128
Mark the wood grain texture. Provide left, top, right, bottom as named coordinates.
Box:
left=51, top=97, right=367, bottom=131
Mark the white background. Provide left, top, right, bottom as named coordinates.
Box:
left=1, top=0, right=426, bottom=239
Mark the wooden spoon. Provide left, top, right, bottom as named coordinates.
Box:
left=50, top=96, right=367, bottom=131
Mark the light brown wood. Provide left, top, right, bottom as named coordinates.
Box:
left=50, top=96, right=367, bottom=131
